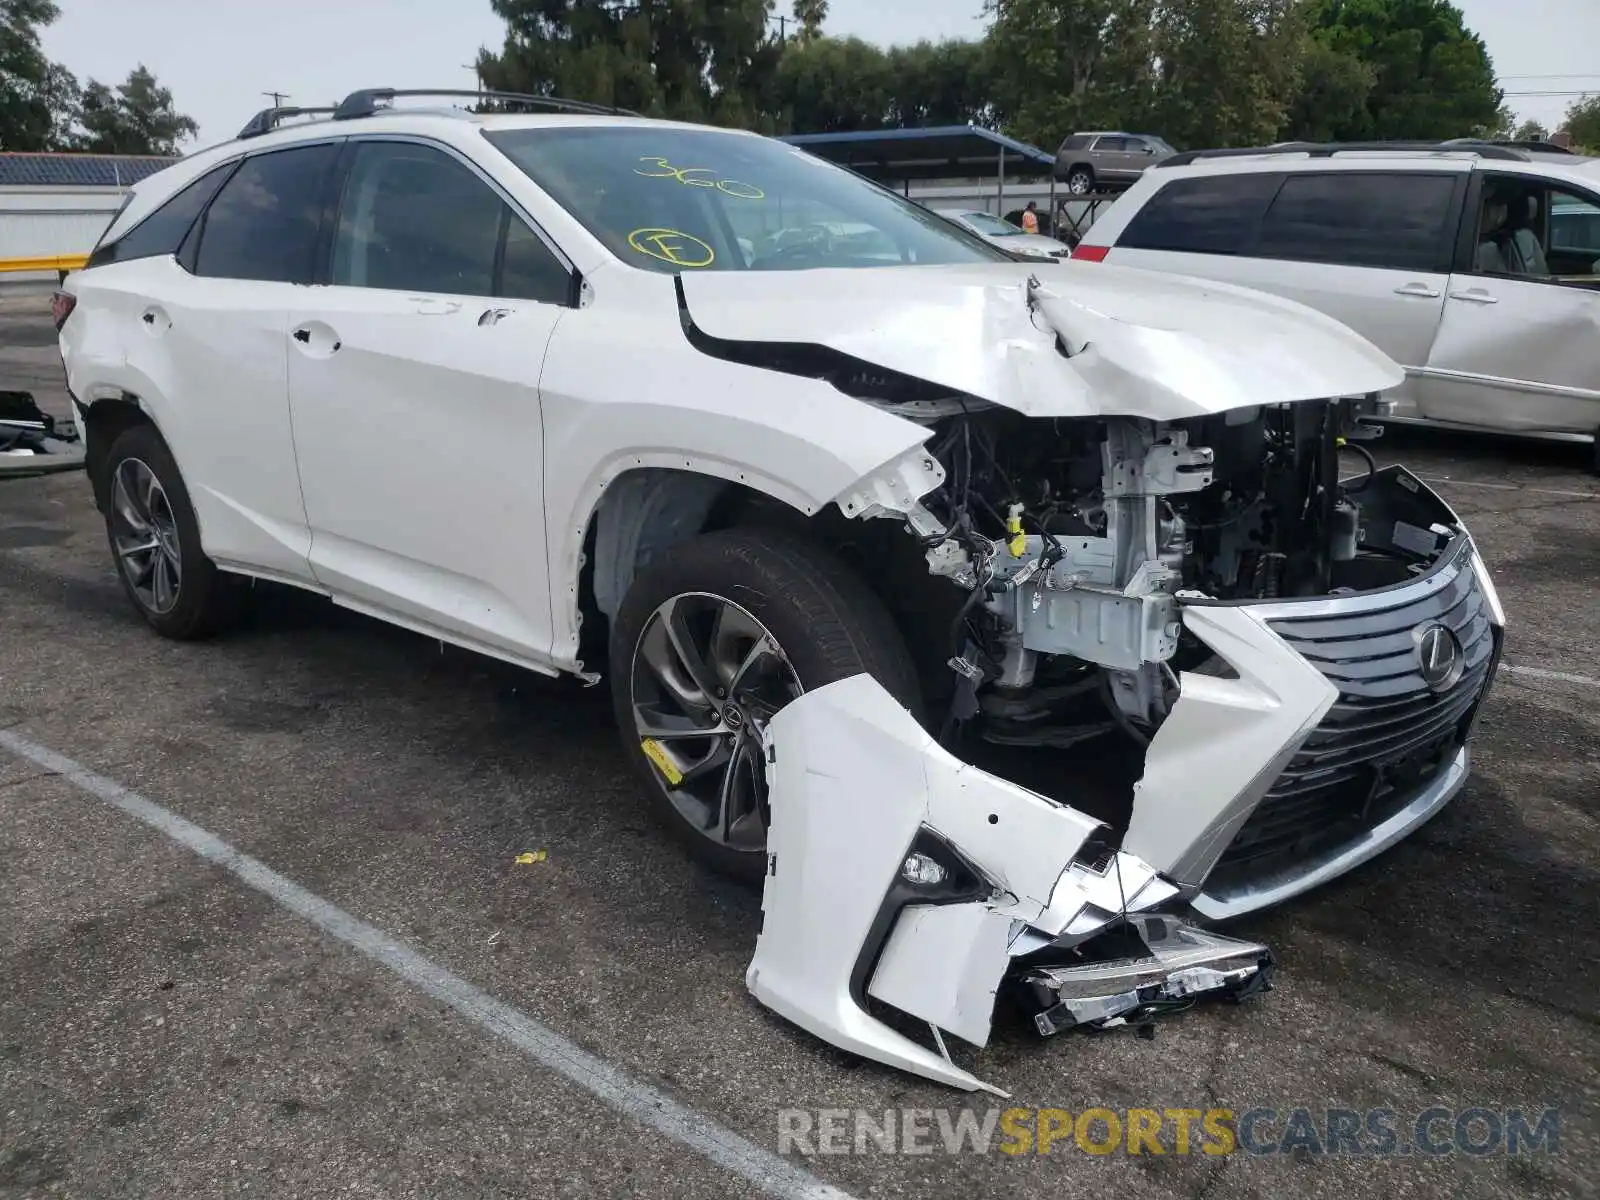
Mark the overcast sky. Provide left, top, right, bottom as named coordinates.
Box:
left=39, top=0, right=1600, bottom=151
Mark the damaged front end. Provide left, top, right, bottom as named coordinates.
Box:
left=732, top=269, right=1506, bottom=1093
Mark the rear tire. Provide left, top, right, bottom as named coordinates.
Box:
left=1067, top=166, right=1094, bottom=195
left=101, top=422, right=239, bottom=640
left=609, top=528, right=923, bottom=885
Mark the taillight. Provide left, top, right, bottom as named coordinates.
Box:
left=1070, top=244, right=1110, bottom=262
left=51, top=289, right=76, bottom=331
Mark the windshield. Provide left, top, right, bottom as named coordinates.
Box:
left=956, top=211, right=1024, bottom=237
left=482, top=125, right=1008, bottom=273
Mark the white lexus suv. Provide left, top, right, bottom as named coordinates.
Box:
left=55, top=89, right=1506, bottom=1093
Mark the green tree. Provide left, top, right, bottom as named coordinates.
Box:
left=771, top=35, right=892, bottom=132
left=885, top=39, right=993, bottom=128
left=478, top=0, right=782, bottom=129
left=790, top=0, right=827, bottom=42
left=1560, top=95, right=1600, bottom=153
left=982, top=0, right=1157, bottom=150
left=0, top=0, right=80, bottom=150
left=1281, top=30, right=1375, bottom=141
left=1144, top=0, right=1311, bottom=149
left=1512, top=118, right=1548, bottom=142
left=1302, top=0, right=1503, bottom=140
left=73, top=66, right=198, bottom=155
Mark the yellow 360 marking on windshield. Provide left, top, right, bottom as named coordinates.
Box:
left=634, top=156, right=765, bottom=200
left=627, top=228, right=716, bottom=268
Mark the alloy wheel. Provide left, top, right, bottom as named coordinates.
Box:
left=629, top=592, right=803, bottom=853
left=110, top=457, right=182, bottom=615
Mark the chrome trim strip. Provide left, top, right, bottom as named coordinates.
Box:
left=1374, top=413, right=1597, bottom=444
left=1409, top=365, right=1600, bottom=403
left=1189, top=745, right=1470, bottom=922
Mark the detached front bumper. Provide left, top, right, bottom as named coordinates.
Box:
left=747, top=484, right=1503, bottom=1093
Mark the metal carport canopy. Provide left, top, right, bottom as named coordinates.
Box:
left=778, top=124, right=1056, bottom=208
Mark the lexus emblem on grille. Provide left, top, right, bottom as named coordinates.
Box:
left=1414, top=622, right=1464, bottom=693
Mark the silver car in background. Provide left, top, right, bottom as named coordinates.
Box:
left=935, top=207, right=1072, bottom=261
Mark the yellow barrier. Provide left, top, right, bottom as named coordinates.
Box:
left=0, top=254, right=89, bottom=274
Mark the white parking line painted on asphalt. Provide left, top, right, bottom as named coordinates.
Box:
left=1502, top=664, right=1600, bottom=688
left=1414, top=475, right=1600, bottom=501
left=0, top=729, right=859, bottom=1200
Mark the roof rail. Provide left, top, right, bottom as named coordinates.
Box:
left=1441, top=137, right=1578, bottom=155
left=332, top=88, right=639, bottom=122
left=1157, top=140, right=1533, bottom=168
left=237, top=105, right=339, bottom=140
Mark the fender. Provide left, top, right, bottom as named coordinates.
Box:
left=537, top=266, right=945, bottom=669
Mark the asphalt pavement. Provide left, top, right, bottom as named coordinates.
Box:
left=2, top=293, right=1596, bottom=1199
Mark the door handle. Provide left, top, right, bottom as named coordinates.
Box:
left=290, top=325, right=341, bottom=354
left=1448, top=289, right=1498, bottom=305
left=1393, top=283, right=1441, bottom=298
left=478, top=307, right=512, bottom=327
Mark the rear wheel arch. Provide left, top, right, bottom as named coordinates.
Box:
left=82, top=394, right=162, bottom=514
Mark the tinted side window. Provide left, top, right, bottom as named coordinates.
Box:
left=1096, top=136, right=1130, bottom=152
left=499, top=218, right=572, bottom=303
left=87, top=162, right=236, bottom=268
left=332, top=142, right=503, bottom=295
left=1059, top=135, right=1091, bottom=151
left=331, top=141, right=571, bottom=301
left=195, top=143, right=340, bottom=283
left=1118, top=173, right=1283, bottom=255
left=1253, top=173, right=1458, bottom=272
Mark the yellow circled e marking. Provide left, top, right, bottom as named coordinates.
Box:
left=627, top=227, right=716, bottom=269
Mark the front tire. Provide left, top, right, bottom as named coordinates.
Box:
left=609, top=528, right=922, bottom=884
left=101, top=422, right=238, bottom=640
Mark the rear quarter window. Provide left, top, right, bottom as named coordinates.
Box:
left=1117, top=173, right=1283, bottom=255
left=86, top=162, right=237, bottom=269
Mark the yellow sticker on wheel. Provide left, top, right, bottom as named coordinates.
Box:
left=640, top=738, right=685, bottom=786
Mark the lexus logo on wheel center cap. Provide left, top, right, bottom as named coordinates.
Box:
left=1414, top=622, right=1464, bottom=693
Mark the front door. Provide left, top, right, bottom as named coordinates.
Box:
left=1419, top=173, right=1600, bottom=434
left=286, top=137, right=579, bottom=662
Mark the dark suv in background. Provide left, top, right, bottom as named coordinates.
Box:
left=1054, top=131, right=1176, bottom=195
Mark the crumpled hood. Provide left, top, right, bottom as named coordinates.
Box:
left=678, top=261, right=1405, bottom=422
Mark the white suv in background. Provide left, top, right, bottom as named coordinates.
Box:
left=1071, top=140, right=1600, bottom=468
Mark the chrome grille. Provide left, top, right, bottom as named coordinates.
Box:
left=1211, top=544, right=1500, bottom=885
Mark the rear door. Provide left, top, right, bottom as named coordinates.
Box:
left=1418, top=170, right=1600, bottom=433
left=137, top=141, right=343, bottom=582
left=1103, top=169, right=1464, bottom=413
left=285, top=136, right=580, bottom=661
left=1092, top=136, right=1136, bottom=182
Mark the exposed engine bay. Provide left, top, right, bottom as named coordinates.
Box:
left=885, top=394, right=1453, bottom=749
